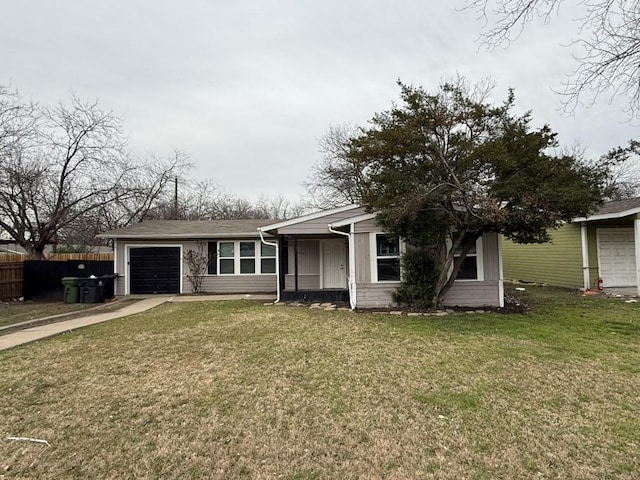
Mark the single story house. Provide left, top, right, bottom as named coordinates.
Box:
left=502, top=197, right=640, bottom=294
left=99, top=205, right=505, bottom=308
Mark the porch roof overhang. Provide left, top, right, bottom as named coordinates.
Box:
left=258, top=204, right=361, bottom=233
left=574, top=209, right=640, bottom=222
left=329, top=212, right=377, bottom=228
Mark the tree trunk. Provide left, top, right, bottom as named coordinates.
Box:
left=433, top=233, right=480, bottom=308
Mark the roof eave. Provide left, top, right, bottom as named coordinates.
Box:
left=574, top=206, right=640, bottom=222
left=96, top=232, right=268, bottom=239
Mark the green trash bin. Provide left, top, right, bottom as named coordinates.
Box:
left=61, top=277, right=81, bottom=303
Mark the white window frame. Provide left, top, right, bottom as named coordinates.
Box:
left=370, top=232, right=404, bottom=283
left=450, top=236, right=484, bottom=282
left=211, top=240, right=277, bottom=276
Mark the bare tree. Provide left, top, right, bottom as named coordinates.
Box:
left=144, top=178, right=308, bottom=221
left=599, top=140, right=640, bottom=199
left=0, top=88, right=190, bottom=258
left=464, top=0, right=640, bottom=117
left=304, top=124, right=371, bottom=209
left=253, top=195, right=307, bottom=219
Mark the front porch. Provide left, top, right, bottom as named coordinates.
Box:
left=278, top=235, right=350, bottom=303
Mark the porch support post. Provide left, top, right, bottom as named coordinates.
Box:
left=113, top=238, right=118, bottom=297
left=581, top=222, right=590, bottom=291
left=635, top=217, right=640, bottom=296
left=294, top=235, right=299, bottom=292
left=278, top=236, right=286, bottom=299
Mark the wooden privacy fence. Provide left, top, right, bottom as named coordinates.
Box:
left=0, top=252, right=113, bottom=262
left=0, top=262, right=23, bottom=300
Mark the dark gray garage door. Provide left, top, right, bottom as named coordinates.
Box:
left=129, top=247, right=180, bottom=294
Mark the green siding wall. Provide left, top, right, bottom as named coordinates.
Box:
left=502, top=224, right=584, bottom=288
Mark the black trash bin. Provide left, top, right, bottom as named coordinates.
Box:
left=79, top=277, right=105, bottom=303
left=100, top=274, right=118, bottom=300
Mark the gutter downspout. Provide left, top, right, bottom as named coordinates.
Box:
left=258, top=229, right=280, bottom=303
left=328, top=223, right=356, bottom=310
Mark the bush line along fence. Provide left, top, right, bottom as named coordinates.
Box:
left=0, top=253, right=114, bottom=301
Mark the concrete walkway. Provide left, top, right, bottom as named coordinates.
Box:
left=0, top=294, right=276, bottom=352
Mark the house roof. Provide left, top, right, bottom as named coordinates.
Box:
left=574, top=197, right=640, bottom=222
left=97, top=219, right=276, bottom=239
left=259, top=204, right=361, bottom=232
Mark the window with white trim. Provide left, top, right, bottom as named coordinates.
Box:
left=219, top=242, right=235, bottom=274
left=374, top=234, right=401, bottom=282
left=452, top=235, right=483, bottom=281
left=209, top=240, right=276, bottom=275
left=260, top=243, right=277, bottom=274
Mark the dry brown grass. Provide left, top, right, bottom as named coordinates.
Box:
left=0, top=287, right=639, bottom=479
left=0, top=302, right=93, bottom=328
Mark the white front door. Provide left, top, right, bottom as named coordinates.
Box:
left=598, top=228, right=637, bottom=287
left=322, top=239, right=347, bottom=288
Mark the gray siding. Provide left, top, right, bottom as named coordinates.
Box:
left=284, top=274, right=320, bottom=290
left=356, top=283, right=400, bottom=308
left=354, top=218, right=379, bottom=234
left=288, top=240, right=320, bottom=274
left=198, top=275, right=276, bottom=294
left=114, top=238, right=276, bottom=296
left=442, top=281, right=501, bottom=307
left=353, top=231, right=502, bottom=308
left=354, top=232, right=371, bottom=283
left=278, top=207, right=367, bottom=234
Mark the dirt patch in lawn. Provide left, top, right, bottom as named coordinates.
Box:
left=0, top=298, right=142, bottom=333
left=0, top=301, right=93, bottom=328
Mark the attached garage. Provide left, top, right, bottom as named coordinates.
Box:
left=129, top=246, right=181, bottom=294
left=597, top=229, right=637, bottom=287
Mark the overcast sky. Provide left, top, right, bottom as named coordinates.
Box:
left=2, top=1, right=636, bottom=202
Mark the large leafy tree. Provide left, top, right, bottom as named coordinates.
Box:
left=323, top=79, right=612, bottom=307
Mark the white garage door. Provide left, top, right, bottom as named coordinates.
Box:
left=598, top=229, right=637, bottom=287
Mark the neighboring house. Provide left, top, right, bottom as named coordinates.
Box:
left=97, top=220, right=278, bottom=296
left=98, top=206, right=505, bottom=308
left=502, top=197, right=640, bottom=294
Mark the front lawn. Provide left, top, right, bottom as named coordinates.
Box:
left=1, top=286, right=638, bottom=479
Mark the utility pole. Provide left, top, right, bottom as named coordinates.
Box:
left=174, top=176, right=179, bottom=220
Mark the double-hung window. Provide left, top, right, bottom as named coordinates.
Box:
left=209, top=240, right=276, bottom=275
left=219, top=242, right=236, bottom=274
left=452, top=235, right=483, bottom=281
left=260, top=243, right=277, bottom=274
left=240, top=241, right=256, bottom=274
left=373, top=233, right=401, bottom=282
